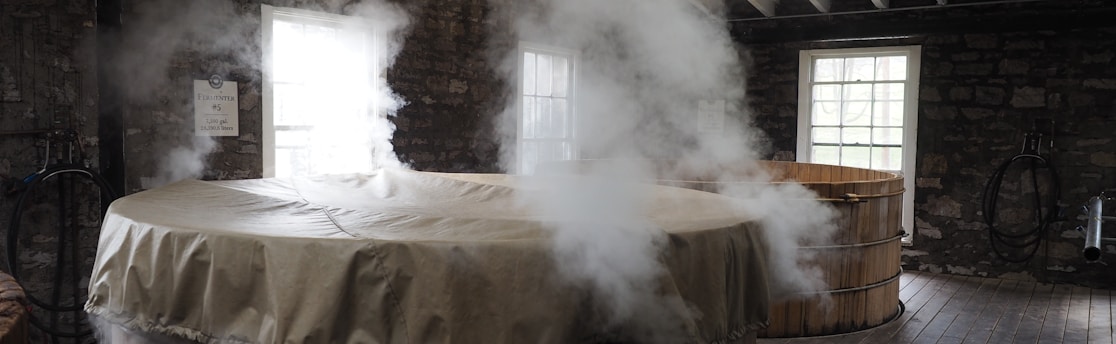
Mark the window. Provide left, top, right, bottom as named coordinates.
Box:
left=262, top=5, right=383, bottom=178
left=517, top=44, right=576, bottom=175
left=797, top=46, right=920, bottom=242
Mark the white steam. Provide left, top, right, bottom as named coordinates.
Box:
left=269, top=1, right=411, bottom=177
left=498, top=0, right=839, bottom=338
left=115, top=0, right=258, bottom=189
left=116, top=0, right=410, bottom=188
left=143, top=136, right=217, bottom=189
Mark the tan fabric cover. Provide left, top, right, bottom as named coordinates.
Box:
left=85, top=168, right=770, bottom=343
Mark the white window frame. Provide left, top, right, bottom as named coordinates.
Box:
left=797, top=45, right=921, bottom=244
left=261, top=5, right=383, bottom=178
left=516, top=43, right=578, bottom=175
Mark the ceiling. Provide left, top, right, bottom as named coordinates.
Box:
left=684, top=0, right=1116, bottom=43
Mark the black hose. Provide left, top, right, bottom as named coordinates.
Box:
left=981, top=154, right=1060, bottom=263
left=7, top=163, right=117, bottom=339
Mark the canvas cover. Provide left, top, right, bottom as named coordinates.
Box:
left=85, top=168, right=770, bottom=343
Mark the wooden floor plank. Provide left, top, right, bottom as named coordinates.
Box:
left=1062, top=286, right=1092, bottom=344
left=888, top=274, right=967, bottom=343
left=1012, top=282, right=1055, bottom=343
left=1088, top=288, right=1112, bottom=344
left=1037, top=284, right=1073, bottom=344
left=985, top=280, right=1036, bottom=344
left=959, top=279, right=1020, bottom=344
left=900, top=270, right=935, bottom=303
left=939, top=276, right=1000, bottom=342
left=756, top=271, right=1112, bottom=344
left=911, top=276, right=983, bottom=344
left=900, top=270, right=920, bottom=290
left=855, top=272, right=955, bottom=344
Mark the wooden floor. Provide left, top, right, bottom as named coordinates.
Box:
left=757, top=270, right=1114, bottom=344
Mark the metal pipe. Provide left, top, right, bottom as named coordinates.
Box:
left=727, top=0, right=1053, bottom=22
left=1083, top=196, right=1103, bottom=261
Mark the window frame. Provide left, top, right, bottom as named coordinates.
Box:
left=797, top=45, right=921, bottom=243
left=516, top=42, right=579, bottom=175
left=261, top=5, right=382, bottom=178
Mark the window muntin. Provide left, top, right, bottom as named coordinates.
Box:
left=518, top=45, right=576, bottom=175
left=263, top=6, right=381, bottom=178
left=798, top=46, right=921, bottom=243
left=807, top=55, right=907, bottom=171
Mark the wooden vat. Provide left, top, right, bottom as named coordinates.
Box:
left=758, top=161, right=903, bottom=337
left=542, top=159, right=904, bottom=337
left=665, top=161, right=903, bottom=337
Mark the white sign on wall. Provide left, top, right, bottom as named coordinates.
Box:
left=697, top=99, right=726, bottom=134
left=194, top=78, right=239, bottom=136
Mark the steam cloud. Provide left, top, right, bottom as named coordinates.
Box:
left=93, top=0, right=412, bottom=341
left=116, top=0, right=258, bottom=189
left=497, top=0, right=838, bottom=339
left=118, top=0, right=410, bottom=189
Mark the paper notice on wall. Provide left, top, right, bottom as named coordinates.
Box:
left=697, top=99, right=725, bottom=134
left=194, top=79, right=238, bottom=136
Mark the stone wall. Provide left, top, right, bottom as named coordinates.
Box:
left=109, top=0, right=511, bottom=196
left=388, top=0, right=511, bottom=173
left=114, top=0, right=263, bottom=194
left=0, top=0, right=102, bottom=340
left=743, top=14, right=1116, bottom=287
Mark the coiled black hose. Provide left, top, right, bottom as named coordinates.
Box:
left=7, top=163, right=116, bottom=339
left=981, top=154, right=1060, bottom=263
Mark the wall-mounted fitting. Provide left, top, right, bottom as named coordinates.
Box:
left=1081, top=194, right=1116, bottom=261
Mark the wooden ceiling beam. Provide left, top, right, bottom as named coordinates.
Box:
left=684, top=0, right=718, bottom=18
left=748, top=0, right=778, bottom=17
left=809, top=0, right=831, bottom=13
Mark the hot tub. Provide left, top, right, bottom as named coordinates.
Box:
left=85, top=168, right=772, bottom=343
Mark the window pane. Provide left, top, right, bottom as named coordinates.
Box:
left=841, top=146, right=871, bottom=168
left=812, top=101, right=840, bottom=125
left=871, top=147, right=903, bottom=170
left=277, top=147, right=311, bottom=177
left=812, top=127, right=840, bottom=144
left=814, top=58, right=843, bottom=82
left=813, top=85, right=841, bottom=101
left=872, top=100, right=904, bottom=126
left=274, top=83, right=310, bottom=126
left=273, top=21, right=308, bottom=83
left=843, top=84, right=873, bottom=101
left=276, top=130, right=310, bottom=147
left=812, top=146, right=840, bottom=165
left=552, top=56, right=569, bottom=98
left=842, top=101, right=871, bottom=125
left=842, top=127, right=871, bottom=145
left=876, top=56, right=907, bottom=81
left=523, top=52, right=536, bottom=96
left=872, top=127, right=903, bottom=145
left=541, top=141, right=563, bottom=163
left=874, top=83, right=905, bottom=101
left=537, top=54, right=552, bottom=97
left=845, top=57, right=875, bottom=82
left=536, top=97, right=552, bottom=138
left=522, top=96, right=536, bottom=138
left=551, top=99, right=568, bottom=138
left=521, top=141, right=539, bottom=175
